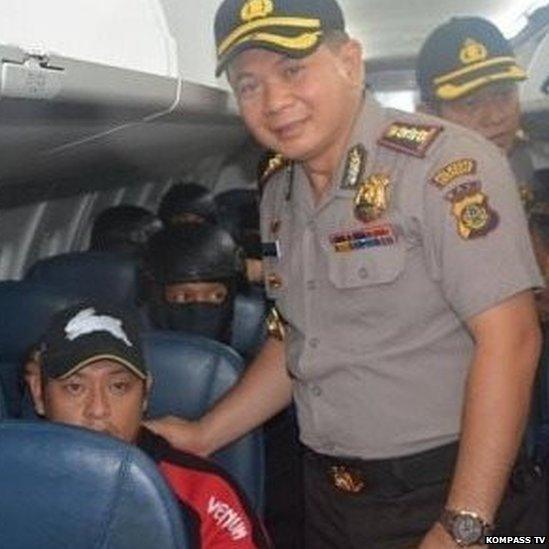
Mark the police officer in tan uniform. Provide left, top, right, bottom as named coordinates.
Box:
left=147, top=1, right=546, bottom=546
left=416, top=17, right=538, bottom=211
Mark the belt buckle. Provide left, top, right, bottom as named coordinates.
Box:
left=329, top=465, right=365, bottom=494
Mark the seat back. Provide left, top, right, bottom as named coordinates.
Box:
left=0, top=281, right=84, bottom=417
left=0, top=378, right=7, bottom=419
left=26, top=251, right=140, bottom=306
left=0, top=421, right=189, bottom=549
left=231, top=286, right=267, bottom=360
left=144, top=331, right=265, bottom=510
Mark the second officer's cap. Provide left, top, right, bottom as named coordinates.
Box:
left=416, top=17, right=526, bottom=102
left=214, top=0, right=345, bottom=76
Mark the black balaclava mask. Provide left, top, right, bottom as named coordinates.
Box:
left=148, top=280, right=235, bottom=344
left=145, top=224, right=244, bottom=344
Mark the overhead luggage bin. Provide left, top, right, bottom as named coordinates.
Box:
left=0, top=43, right=244, bottom=205
left=0, top=0, right=246, bottom=207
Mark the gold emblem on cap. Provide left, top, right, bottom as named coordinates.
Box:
left=460, top=38, right=488, bottom=65
left=241, top=0, right=274, bottom=22
left=354, top=173, right=391, bottom=223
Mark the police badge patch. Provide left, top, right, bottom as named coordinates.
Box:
left=445, top=181, right=499, bottom=240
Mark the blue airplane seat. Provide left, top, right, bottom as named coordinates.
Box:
left=0, top=378, right=8, bottom=419
left=231, top=285, right=268, bottom=360
left=143, top=331, right=265, bottom=511
left=0, top=281, right=84, bottom=417
left=0, top=421, right=189, bottom=549
left=26, top=251, right=141, bottom=306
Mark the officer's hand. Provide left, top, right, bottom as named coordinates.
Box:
left=143, top=416, right=211, bottom=456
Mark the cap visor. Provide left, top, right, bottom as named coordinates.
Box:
left=216, top=30, right=323, bottom=77
left=435, top=62, right=526, bottom=101
left=56, top=354, right=147, bottom=380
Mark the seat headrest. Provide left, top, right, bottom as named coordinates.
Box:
left=26, top=251, right=140, bottom=306
left=0, top=421, right=189, bottom=549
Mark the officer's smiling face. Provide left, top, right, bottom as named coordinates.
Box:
left=437, top=82, right=520, bottom=154
left=227, top=41, right=364, bottom=166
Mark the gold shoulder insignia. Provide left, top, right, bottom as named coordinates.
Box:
left=431, top=159, right=477, bottom=189
left=258, top=152, right=287, bottom=190
left=379, top=122, right=443, bottom=158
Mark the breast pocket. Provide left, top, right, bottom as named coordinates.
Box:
left=326, top=238, right=405, bottom=289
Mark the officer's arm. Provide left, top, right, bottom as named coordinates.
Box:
left=422, top=290, right=541, bottom=546
left=145, top=337, right=293, bottom=455
left=447, top=290, right=541, bottom=516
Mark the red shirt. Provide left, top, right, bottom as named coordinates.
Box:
left=137, top=428, right=270, bottom=549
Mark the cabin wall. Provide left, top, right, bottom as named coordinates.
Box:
left=0, top=179, right=171, bottom=280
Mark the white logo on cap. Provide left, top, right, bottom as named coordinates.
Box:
left=64, top=308, right=133, bottom=347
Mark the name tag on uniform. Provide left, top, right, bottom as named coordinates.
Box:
left=262, top=241, right=281, bottom=259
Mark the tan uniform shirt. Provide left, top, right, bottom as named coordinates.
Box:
left=260, top=96, right=542, bottom=459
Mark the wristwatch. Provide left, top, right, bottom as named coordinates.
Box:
left=439, top=508, right=494, bottom=546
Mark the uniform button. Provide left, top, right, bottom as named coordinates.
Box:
left=311, top=385, right=322, bottom=397
left=358, top=267, right=369, bottom=279
left=309, top=338, right=320, bottom=349
left=306, top=280, right=316, bottom=291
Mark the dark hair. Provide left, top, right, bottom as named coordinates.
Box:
left=90, top=205, right=161, bottom=254
left=157, top=182, right=217, bottom=227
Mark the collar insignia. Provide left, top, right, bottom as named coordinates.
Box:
left=460, top=38, right=488, bottom=65
left=378, top=122, right=443, bottom=158
left=354, top=173, right=391, bottom=223
left=340, top=144, right=367, bottom=190
left=259, top=153, right=287, bottom=190
left=241, top=0, right=274, bottom=22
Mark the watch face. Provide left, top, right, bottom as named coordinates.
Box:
left=452, top=514, right=483, bottom=544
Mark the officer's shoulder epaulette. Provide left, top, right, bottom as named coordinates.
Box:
left=258, top=153, right=288, bottom=190
left=378, top=120, right=444, bottom=158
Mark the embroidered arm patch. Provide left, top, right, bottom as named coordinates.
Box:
left=431, top=159, right=477, bottom=188
left=445, top=181, right=499, bottom=240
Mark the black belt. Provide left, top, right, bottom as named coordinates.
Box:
left=305, top=442, right=459, bottom=497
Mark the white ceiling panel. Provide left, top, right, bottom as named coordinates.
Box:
left=339, top=0, right=547, bottom=61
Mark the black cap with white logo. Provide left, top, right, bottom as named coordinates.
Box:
left=41, top=303, right=147, bottom=380
left=214, top=0, right=345, bottom=76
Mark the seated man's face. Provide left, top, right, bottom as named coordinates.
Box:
left=28, top=360, right=148, bottom=443
left=164, top=281, right=228, bottom=305
left=437, top=82, right=520, bottom=154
